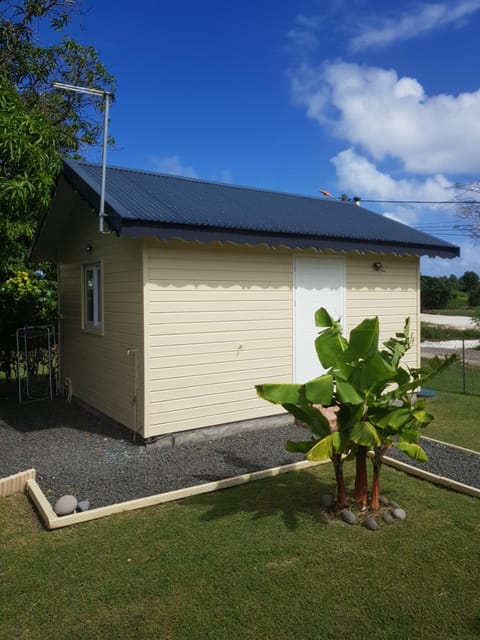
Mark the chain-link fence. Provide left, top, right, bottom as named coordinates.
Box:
left=421, top=339, right=480, bottom=395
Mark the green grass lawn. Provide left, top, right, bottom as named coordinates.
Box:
left=422, top=391, right=480, bottom=451
left=1, top=464, right=479, bottom=640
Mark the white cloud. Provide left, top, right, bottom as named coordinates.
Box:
left=331, top=147, right=453, bottom=224
left=351, top=1, right=480, bottom=51
left=291, top=61, right=480, bottom=174
left=149, top=155, right=199, bottom=178
left=332, top=148, right=452, bottom=202
left=286, top=13, right=323, bottom=52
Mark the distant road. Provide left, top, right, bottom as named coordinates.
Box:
left=421, top=313, right=477, bottom=330
left=421, top=313, right=480, bottom=367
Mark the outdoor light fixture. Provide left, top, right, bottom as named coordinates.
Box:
left=52, top=81, right=113, bottom=235
left=85, top=244, right=93, bottom=254
left=373, top=261, right=385, bottom=272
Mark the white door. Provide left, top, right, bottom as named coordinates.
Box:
left=294, top=256, right=345, bottom=383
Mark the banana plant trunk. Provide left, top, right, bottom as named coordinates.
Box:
left=370, top=449, right=382, bottom=510
left=354, top=446, right=368, bottom=507
left=332, top=453, right=348, bottom=507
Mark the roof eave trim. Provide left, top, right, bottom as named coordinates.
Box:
left=120, top=223, right=460, bottom=259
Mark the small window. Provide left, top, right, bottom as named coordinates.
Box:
left=83, top=263, right=102, bottom=331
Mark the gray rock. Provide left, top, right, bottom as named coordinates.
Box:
left=340, top=510, right=357, bottom=525
left=364, top=517, right=379, bottom=531
left=389, top=501, right=400, bottom=509
left=77, top=500, right=90, bottom=512
left=53, top=494, right=78, bottom=516
left=392, top=507, right=406, bottom=520
left=382, top=512, right=395, bottom=524
left=379, top=495, right=389, bottom=507
left=320, top=493, right=334, bottom=509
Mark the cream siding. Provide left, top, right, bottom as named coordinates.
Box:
left=143, top=245, right=420, bottom=437
left=144, top=243, right=293, bottom=437
left=345, top=255, right=420, bottom=369
left=57, top=196, right=145, bottom=434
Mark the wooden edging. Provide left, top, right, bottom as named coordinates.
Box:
left=26, top=459, right=326, bottom=530
left=381, top=455, right=480, bottom=499
left=0, top=469, right=36, bottom=498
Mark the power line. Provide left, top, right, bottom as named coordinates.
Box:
left=362, top=199, right=480, bottom=204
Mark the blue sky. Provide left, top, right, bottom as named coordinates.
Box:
left=58, top=0, right=480, bottom=275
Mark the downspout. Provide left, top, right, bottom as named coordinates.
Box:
left=127, top=348, right=139, bottom=442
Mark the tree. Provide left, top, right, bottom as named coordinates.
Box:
left=0, top=1, right=114, bottom=378
left=0, top=72, right=61, bottom=377
left=1, top=1, right=114, bottom=155
left=420, top=275, right=453, bottom=310
left=256, top=308, right=455, bottom=514
left=0, top=73, right=61, bottom=277
left=453, top=181, right=480, bottom=241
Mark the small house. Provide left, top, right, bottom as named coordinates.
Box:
left=30, top=160, right=459, bottom=443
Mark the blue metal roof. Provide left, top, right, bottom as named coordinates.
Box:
left=60, top=158, right=459, bottom=258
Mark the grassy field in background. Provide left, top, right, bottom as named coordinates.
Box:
left=1, top=463, right=479, bottom=640
left=422, top=358, right=480, bottom=397
left=421, top=323, right=480, bottom=341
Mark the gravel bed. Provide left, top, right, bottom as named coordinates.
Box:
left=385, top=438, right=480, bottom=489
left=0, top=389, right=478, bottom=509
left=0, top=392, right=306, bottom=508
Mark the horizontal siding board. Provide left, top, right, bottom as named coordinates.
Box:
left=147, top=319, right=292, bottom=334
left=147, top=288, right=292, bottom=300
left=149, top=376, right=291, bottom=402
left=147, top=309, right=291, bottom=323
left=149, top=347, right=291, bottom=368
left=149, top=338, right=290, bottom=358
left=150, top=388, right=259, bottom=412
left=149, top=356, right=291, bottom=380
left=147, top=278, right=291, bottom=290
left=148, top=329, right=292, bottom=348
left=151, top=369, right=291, bottom=391
left=148, top=300, right=290, bottom=313
left=149, top=397, right=282, bottom=423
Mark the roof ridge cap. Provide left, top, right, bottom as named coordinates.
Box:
left=63, top=158, right=344, bottom=204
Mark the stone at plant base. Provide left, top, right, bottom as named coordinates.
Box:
left=364, top=517, right=379, bottom=531
left=379, top=495, right=389, bottom=507
left=382, top=512, right=395, bottom=524
left=389, top=500, right=400, bottom=509
left=77, top=500, right=90, bottom=512
left=320, top=493, right=334, bottom=509
left=54, top=494, right=78, bottom=516
left=392, top=508, right=406, bottom=520
left=340, top=510, right=357, bottom=525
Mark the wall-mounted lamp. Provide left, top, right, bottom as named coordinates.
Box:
left=85, top=244, right=93, bottom=254
left=373, top=261, right=384, bottom=272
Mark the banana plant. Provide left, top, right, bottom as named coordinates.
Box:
left=256, top=308, right=456, bottom=511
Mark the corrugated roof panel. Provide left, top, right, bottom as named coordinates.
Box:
left=62, top=159, right=459, bottom=258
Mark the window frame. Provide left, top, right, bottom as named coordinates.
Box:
left=82, top=261, right=103, bottom=334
